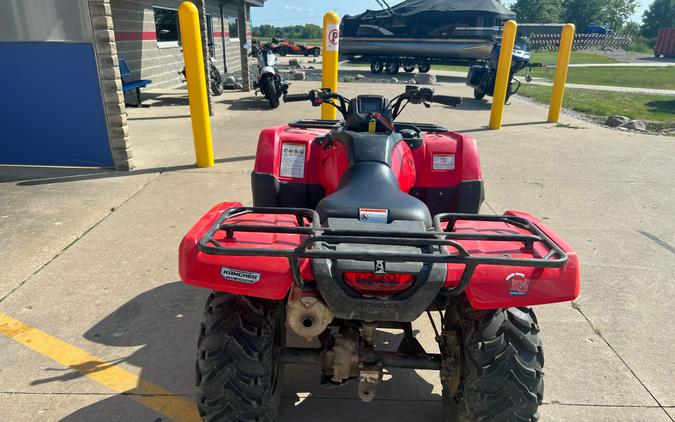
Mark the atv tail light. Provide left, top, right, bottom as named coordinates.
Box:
left=343, top=272, right=415, bottom=296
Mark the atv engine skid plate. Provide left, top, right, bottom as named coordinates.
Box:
left=179, top=203, right=580, bottom=309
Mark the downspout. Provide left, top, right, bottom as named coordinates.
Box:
left=220, top=0, right=237, bottom=74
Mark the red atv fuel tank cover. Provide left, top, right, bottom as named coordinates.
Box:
left=254, top=126, right=329, bottom=185
left=443, top=211, right=580, bottom=309
left=179, top=202, right=312, bottom=300
left=411, top=131, right=482, bottom=188
left=254, top=125, right=419, bottom=195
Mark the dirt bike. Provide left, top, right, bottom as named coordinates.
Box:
left=179, top=85, right=580, bottom=421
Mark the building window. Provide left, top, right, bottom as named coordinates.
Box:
left=228, top=16, right=239, bottom=42
left=154, top=6, right=180, bottom=47
left=206, top=14, right=215, bottom=56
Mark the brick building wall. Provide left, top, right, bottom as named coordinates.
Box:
left=110, top=0, right=252, bottom=90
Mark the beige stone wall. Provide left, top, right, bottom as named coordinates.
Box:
left=88, top=0, right=133, bottom=170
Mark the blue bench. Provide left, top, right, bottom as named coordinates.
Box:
left=119, top=58, right=152, bottom=106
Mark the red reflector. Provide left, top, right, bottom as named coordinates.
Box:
left=343, top=272, right=415, bottom=296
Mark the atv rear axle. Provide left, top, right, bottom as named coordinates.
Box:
left=274, top=347, right=442, bottom=370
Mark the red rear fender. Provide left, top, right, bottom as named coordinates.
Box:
left=179, top=202, right=310, bottom=300
left=445, top=211, right=580, bottom=309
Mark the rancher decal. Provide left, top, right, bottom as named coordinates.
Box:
left=221, top=267, right=261, bottom=284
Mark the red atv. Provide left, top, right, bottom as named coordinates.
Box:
left=179, top=86, right=580, bottom=421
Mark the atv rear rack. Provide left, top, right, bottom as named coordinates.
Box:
left=198, top=207, right=568, bottom=295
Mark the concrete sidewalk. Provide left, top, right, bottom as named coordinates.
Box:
left=1, top=81, right=674, bottom=421
left=528, top=79, right=675, bottom=96
left=567, top=62, right=675, bottom=67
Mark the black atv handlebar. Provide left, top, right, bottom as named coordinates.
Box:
left=283, top=93, right=311, bottom=102
left=283, top=88, right=462, bottom=122
left=431, top=95, right=462, bottom=107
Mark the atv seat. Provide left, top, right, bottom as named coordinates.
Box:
left=316, top=161, right=432, bottom=227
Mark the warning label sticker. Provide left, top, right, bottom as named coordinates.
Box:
left=359, top=208, right=388, bottom=224
left=433, top=154, right=455, bottom=170
left=280, top=143, right=306, bottom=178
left=326, top=24, right=340, bottom=51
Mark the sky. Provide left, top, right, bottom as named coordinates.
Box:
left=251, top=0, right=654, bottom=26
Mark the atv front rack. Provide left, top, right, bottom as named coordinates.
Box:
left=198, top=207, right=568, bottom=295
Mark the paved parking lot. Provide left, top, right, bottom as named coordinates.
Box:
left=1, top=80, right=674, bottom=421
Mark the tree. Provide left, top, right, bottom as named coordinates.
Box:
left=301, top=24, right=321, bottom=39
left=562, top=0, right=604, bottom=30
left=253, top=24, right=275, bottom=38
left=642, top=0, right=675, bottom=38
left=512, top=0, right=562, bottom=23
left=601, top=0, right=637, bottom=31
left=562, top=0, right=636, bottom=31
left=253, top=24, right=323, bottom=41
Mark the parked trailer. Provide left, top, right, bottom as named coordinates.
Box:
left=341, top=0, right=514, bottom=74
left=655, top=28, right=675, bottom=58
left=342, top=38, right=496, bottom=74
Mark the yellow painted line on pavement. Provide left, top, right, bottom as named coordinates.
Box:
left=0, top=312, right=200, bottom=422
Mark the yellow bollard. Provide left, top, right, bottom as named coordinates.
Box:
left=488, top=20, right=517, bottom=130
left=179, top=2, right=214, bottom=168
left=548, top=24, right=576, bottom=123
left=321, top=11, right=340, bottom=120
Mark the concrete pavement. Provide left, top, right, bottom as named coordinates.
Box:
left=0, top=80, right=674, bottom=421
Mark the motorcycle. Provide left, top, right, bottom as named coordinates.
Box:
left=179, top=85, right=580, bottom=421
left=250, top=43, right=288, bottom=108
left=466, top=36, right=532, bottom=103
left=180, top=43, right=223, bottom=96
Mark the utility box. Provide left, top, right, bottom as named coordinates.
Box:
left=655, top=28, right=675, bottom=58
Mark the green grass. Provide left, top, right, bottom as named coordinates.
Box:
left=528, top=66, right=675, bottom=90
left=531, top=51, right=619, bottom=65
left=517, top=84, right=675, bottom=123
left=433, top=64, right=470, bottom=72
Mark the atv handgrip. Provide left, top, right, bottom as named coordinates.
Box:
left=284, top=93, right=311, bottom=103
left=432, top=95, right=462, bottom=107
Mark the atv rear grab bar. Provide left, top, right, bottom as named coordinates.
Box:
left=197, top=207, right=568, bottom=293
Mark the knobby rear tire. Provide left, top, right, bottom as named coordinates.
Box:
left=443, top=307, right=544, bottom=422
left=196, top=292, right=284, bottom=422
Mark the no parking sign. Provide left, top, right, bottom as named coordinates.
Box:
left=326, top=24, right=339, bottom=51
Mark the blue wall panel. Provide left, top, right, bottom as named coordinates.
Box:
left=0, top=42, right=113, bottom=167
